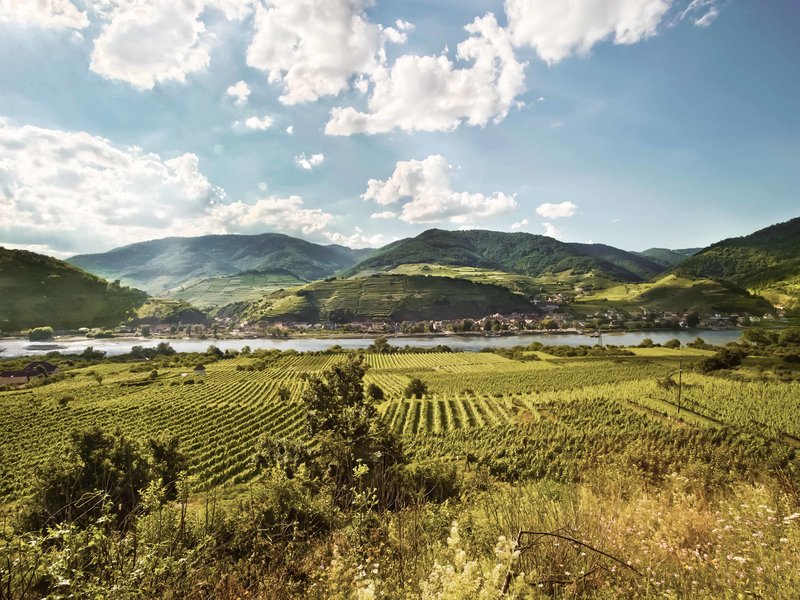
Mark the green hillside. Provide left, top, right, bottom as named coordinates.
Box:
left=674, top=217, right=800, bottom=310
left=239, top=274, right=538, bottom=323
left=636, top=247, right=701, bottom=269
left=167, top=269, right=307, bottom=308
left=348, top=229, right=662, bottom=282
left=0, top=247, right=147, bottom=331
left=574, top=274, right=774, bottom=316
left=567, top=242, right=666, bottom=280
left=69, top=234, right=369, bottom=294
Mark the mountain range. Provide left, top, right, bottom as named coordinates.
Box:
left=68, top=233, right=370, bottom=294
left=2, top=216, right=797, bottom=330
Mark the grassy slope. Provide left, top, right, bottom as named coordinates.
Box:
left=573, top=274, right=773, bottom=315
left=0, top=247, right=147, bottom=331
left=167, top=269, right=307, bottom=308
left=69, top=234, right=368, bottom=294
left=347, top=229, right=659, bottom=283
left=674, top=216, right=800, bottom=309
left=240, top=274, right=539, bottom=322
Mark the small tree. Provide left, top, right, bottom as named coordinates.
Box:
left=404, top=378, right=428, bottom=399
left=27, top=326, right=54, bottom=341
left=367, top=383, right=384, bottom=401
left=277, top=386, right=291, bottom=402
left=663, top=339, right=681, bottom=349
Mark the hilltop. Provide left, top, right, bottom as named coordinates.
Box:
left=347, top=229, right=665, bottom=282
left=674, top=217, right=800, bottom=310
left=68, top=233, right=370, bottom=294
left=0, top=247, right=147, bottom=332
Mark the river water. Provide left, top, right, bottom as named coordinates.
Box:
left=0, top=329, right=742, bottom=358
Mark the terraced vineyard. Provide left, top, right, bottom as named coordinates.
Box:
left=1, top=348, right=798, bottom=504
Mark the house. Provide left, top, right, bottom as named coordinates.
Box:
left=22, top=361, right=59, bottom=377
left=193, top=364, right=206, bottom=376
left=0, top=361, right=59, bottom=387
left=0, top=372, right=29, bottom=387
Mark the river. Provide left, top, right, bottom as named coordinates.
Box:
left=0, top=329, right=742, bottom=358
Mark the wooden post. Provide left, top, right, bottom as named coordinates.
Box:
left=677, top=358, right=683, bottom=416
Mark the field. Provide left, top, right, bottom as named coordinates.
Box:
left=2, top=347, right=798, bottom=505
left=167, top=271, right=307, bottom=307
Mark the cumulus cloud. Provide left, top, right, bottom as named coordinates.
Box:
left=226, top=80, right=251, bottom=105
left=244, top=115, right=274, bottom=130
left=326, top=13, right=526, bottom=135
left=285, top=125, right=294, bottom=134
left=541, top=222, right=561, bottom=238
left=505, top=0, right=673, bottom=64
left=0, top=0, right=88, bottom=29
left=536, top=201, right=577, bottom=219
left=362, top=155, right=517, bottom=225
left=246, top=0, right=403, bottom=105
left=90, top=0, right=213, bottom=90
left=0, top=118, right=334, bottom=255
left=370, top=211, right=397, bottom=220
left=294, top=152, right=324, bottom=170
left=511, top=218, right=528, bottom=230
left=323, top=227, right=385, bottom=248
left=207, top=195, right=333, bottom=235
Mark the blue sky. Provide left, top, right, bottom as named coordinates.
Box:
left=0, top=0, right=798, bottom=257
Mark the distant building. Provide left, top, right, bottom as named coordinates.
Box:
left=0, top=361, right=59, bottom=386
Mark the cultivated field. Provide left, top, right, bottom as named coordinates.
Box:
left=2, top=348, right=798, bottom=505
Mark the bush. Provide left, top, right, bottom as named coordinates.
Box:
left=404, top=378, right=428, bottom=399
left=27, top=326, right=54, bottom=341
left=664, top=338, right=681, bottom=349
left=367, top=383, right=384, bottom=401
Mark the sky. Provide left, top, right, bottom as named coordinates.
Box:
left=0, top=0, right=798, bottom=258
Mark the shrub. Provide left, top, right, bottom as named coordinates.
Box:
left=27, top=326, right=54, bottom=341
left=367, top=383, right=384, bottom=401
left=404, top=378, right=428, bottom=399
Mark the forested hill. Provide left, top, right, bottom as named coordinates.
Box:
left=68, top=234, right=370, bottom=294
left=674, top=217, right=800, bottom=309
left=566, top=243, right=665, bottom=281
left=348, top=229, right=665, bottom=282
left=635, top=247, right=701, bottom=269
left=0, top=247, right=147, bottom=331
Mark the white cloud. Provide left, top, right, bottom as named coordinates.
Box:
left=0, top=118, right=335, bottom=255
left=536, top=201, right=577, bottom=219
left=226, top=80, right=251, bottom=105
left=326, top=13, right=526, bottom=135
left=294, top=152, right=324, bottom=170
left=511, top=218, right=528, bottom=230
left=90, top=0, right=212, bottom=90
left=505, top=0, right=673, bottom=64
left=285, top=125, right=294, bottom=134
left=207, top=195, right=333, bottom=235
left=257, top=181, right=268, bottom=192
left=681, top=0, right=719, bottom=27
left=370, top=211, right=397, bottom=220
left=323, top=227, right=385, bottom=248
left=0, top=0, right=89, bottom=29
left=541, top=222, right=561, bottom=238
left=244, top=115, right=274, bottom=130
left=362, top=155, right=517, bottom=224
left=246, top=0, right=388, bottom=105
